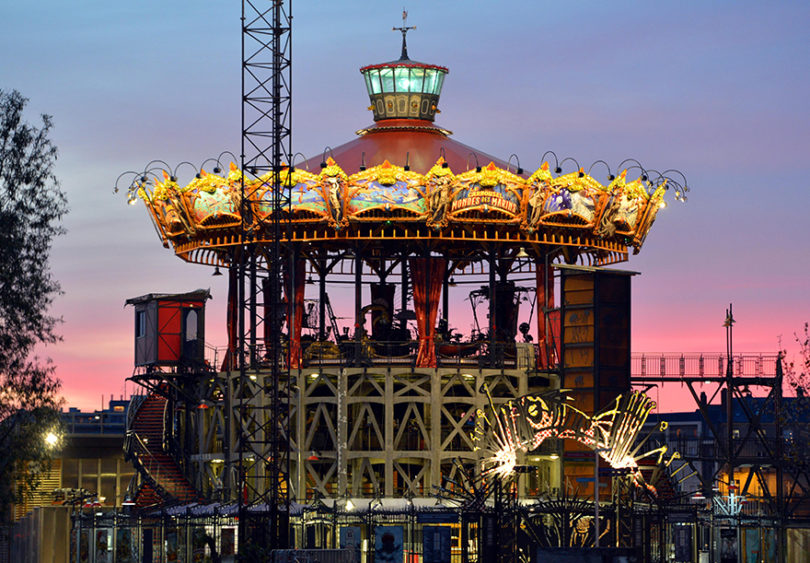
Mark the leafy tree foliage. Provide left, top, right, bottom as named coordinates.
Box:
left=0, top=90, right=66, bottom=520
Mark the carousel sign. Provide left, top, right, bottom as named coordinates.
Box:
left=450, top=190, right=518, bottom=215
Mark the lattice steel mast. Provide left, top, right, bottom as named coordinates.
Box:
left=235, top=0, right=293, bottom=553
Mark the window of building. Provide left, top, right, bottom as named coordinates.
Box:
left=135, top=310, right=146, bottom=338
left=61, top=458, right=79, bottom=489
left=184, top=309, right=197, bottom=342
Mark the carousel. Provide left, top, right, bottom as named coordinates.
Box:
left=117, top=29, right=689, bottom=560
left=126, top=47, right=678, bottom=374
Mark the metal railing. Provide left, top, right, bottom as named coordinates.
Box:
left=631, top=353, right=779, bottom=379
left=301, top=339, right=538, bottom=369
left=61, top=412, right=126, bottom=435
left=125, top=430, right=189, bottom=502
left=207, top=339, right=540, bottom=370
left=125, top=394, right=146, bottom=435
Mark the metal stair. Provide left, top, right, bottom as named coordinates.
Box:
left=125, top=392, right=199, bottom=507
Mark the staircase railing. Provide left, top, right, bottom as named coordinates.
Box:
left=125, top=394, right=147, bottom=436
left=124, top=430, right=177, bottom=503
left=124, top=394, right=195, bottom=504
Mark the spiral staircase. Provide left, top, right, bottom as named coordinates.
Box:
left=125, top=391, right=199, bottom=507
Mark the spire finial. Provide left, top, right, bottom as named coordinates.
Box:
left=392, top=9, right=416, bottom=60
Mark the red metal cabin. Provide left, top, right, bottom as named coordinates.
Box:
left=126, top=289, right=210, bottom=368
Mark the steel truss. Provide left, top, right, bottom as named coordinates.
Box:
left=233, top=0, right=293, bottom=554
left=631, top=314, right=810, bottom=562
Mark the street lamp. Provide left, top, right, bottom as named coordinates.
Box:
left=44, top=429, right=62, bottom=449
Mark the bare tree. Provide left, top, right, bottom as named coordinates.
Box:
left=782, top=323, right=810, bottom=474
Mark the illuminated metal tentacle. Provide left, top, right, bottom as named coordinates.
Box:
left=627, top=420, right=667, bottom=460
left=475, top=389, right=681, bottom=496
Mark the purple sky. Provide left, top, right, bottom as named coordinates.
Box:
left=2, top=1, right=808, bottom=412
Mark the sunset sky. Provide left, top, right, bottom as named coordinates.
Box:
left=2, top=1, right=808, bottom=412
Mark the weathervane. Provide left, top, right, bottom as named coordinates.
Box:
left=393, top=9, right=416, bottom=60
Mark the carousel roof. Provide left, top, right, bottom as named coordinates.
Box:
left=301, top=39, right=508, bottom=174
left=123, top=34, right=687, bottom=269
left=359, top=60, right=448, bottom=73
left=299, top=119, right=510, bottom=175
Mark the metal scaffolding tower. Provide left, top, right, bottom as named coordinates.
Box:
left=630, top=307, right=804, bottom=562
left=234, top=0, right=293, bottom=553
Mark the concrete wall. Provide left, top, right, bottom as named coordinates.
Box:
left=11, top=506, right=71, bottom=563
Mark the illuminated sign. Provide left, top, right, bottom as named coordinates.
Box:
left=451, top=191, right=518, bottom=215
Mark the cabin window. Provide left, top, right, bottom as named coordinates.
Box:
left=185, top=309, right=198, bottom=342
left=135, top=310, right=146, bottom=339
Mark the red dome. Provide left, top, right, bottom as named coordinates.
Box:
left=300, top=43, right=516, bottom=176
left=299, top=119, right=514, bottom=176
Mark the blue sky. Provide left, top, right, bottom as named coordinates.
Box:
left=2, top=1, right=808, bottom=410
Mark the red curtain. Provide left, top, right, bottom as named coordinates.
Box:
left=536, top=261, right=556, bottom=369
left=221, top=266, right=238, bottom=372
left=283, top=260, right=306, bottom=368
left=410, top=257, right=446, bottom=367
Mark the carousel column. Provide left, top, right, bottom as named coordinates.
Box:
left=384, top=366, right=394, bottom=497
left=442, top=264, right=450, bottom=330
left=400, top=253, right=409, bottom=317
left=488, top=251, right=497, bottom=365
left=430, top=369, right=442, bottom=493
left=411, top=254, right=445, bottom=367
left=338, top=368, right=348, bottom=496
left=282, top=250, right=305, bottom=369
left=197, top=398, right=205, bottom=491
left=296, top=367, right=306, bottom=503
left=318, top=258, right=327, bottom=342
left=223, top=261, right=238, bottom=500
left=436, top=259, right=453, bottom=344
left=354, top=253, right=363, bottom=364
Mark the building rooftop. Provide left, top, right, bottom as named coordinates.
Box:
left=62, top=398, right=130, bottom=436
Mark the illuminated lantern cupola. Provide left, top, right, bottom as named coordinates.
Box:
left=359, top=15, right=448, bottom=122
left=300, top=13, right=508, bottom=174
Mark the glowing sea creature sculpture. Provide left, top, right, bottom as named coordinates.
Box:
left=473, top=387, right=594, bottom=479
left=474, top=387, right=677, bottom=494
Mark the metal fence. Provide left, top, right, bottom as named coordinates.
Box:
left=631, top=354, right=779, bottom=379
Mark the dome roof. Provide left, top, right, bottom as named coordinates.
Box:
left=301, top=35, right=512, bottom=175
left=300, top=119, right=512, bottom=176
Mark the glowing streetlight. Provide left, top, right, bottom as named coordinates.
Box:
left=45, top=431, right=59, bottom=447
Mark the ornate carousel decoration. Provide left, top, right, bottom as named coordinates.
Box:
left=117, top=19, right=688, bottom=270
left=118, top=155, right=682, bottom=267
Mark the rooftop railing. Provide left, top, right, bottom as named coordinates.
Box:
left=631, top=354, right=780, bottom=379
left=61, top=410, right=127, bottom=435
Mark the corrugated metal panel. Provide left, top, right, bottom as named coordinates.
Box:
left=13, top=460, right=61, bottom=521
